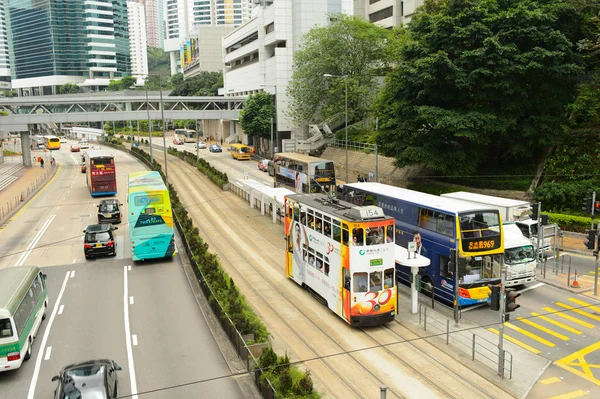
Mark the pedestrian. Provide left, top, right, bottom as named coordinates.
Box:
left=30, top=144, right=33, bottom=151
left=40, top=158, right=44, bottom=168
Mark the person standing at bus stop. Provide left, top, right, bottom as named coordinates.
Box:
left=40, top=158, right=44, bottom=168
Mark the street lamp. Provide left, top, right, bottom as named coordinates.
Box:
left=323, top=73, right=348, bottom=183
left=260, top=84, right=277, bottom=161
left=144, top=80, right=154, bottom=164
left=143, top=74, right=167, bottom=183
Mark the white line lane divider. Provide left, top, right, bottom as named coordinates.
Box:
left=44, top=347, right=52, bottom=360
left=14, top=215, right=56, bottom=267
left=123, top=266, right=138, bottom=399
left=27, top=272, right=70, bottom=399
left=58, top=305, right=64, bottom=315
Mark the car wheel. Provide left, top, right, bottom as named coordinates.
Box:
left=24, top=338, right=32, bottom=360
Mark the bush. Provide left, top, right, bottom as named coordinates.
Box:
left=533, top=180, right=600, bottom=214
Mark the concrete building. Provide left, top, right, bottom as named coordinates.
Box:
left=128, top=1, right=149, bottom=81
left=220, top=0, right=353, bottom=145
left=183, top=25, right=237, bottom=78
left=0, top=2, right=10, bottom=90
left=164, top=0, right=254, bottom=76
left=356, top=0, right=424, bottom=28
left=5, top=0, right=131, bottom=96
left=145, top=0, right=165, bottom=48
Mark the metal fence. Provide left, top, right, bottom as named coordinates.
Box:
left=123, top=143, right=277, bottom=398
left=418, top=303, right=513, bottom=379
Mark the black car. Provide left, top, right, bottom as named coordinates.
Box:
left=84, top=224, right=118, bottom=259
left=52, top=359, right=122, bottom=399
left=97, top=199, right=122, bottom=224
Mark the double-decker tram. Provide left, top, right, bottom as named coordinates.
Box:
left=84, top=150, right=117, bottom=196
left=273, top=152, right=336, bottom=196
left=341, top=183, right=504, bottom=307
left=284, top=193, right=397, bottom=326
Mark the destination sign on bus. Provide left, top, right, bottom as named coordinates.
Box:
left=370, top=258, right=383, bottom=266
left=462, top=236, right=500, bottom=253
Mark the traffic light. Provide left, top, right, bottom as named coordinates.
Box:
left=583, top=198, right=593, bottom=215
left=595, top=201, right=600, bottom=214
left=488, top=285, right=500, bottom=311
left=585, top=229, right=597, bottom=250
left=531, top=203, right=539, bottom=220
left=505, top=288, right=521, bottom=313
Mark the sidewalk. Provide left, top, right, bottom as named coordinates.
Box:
left=0, top=162, right=57, bottom=225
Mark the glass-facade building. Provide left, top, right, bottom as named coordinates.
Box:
left=5, top=0, right=130, bottom=94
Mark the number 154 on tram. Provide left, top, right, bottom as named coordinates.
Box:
left=284, top=193, right=397, bottom=326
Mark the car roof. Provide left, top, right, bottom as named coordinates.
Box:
left=85, top=224, right=113, bottom=232
left=99, top=199, right=119, bottom=205
left=61, top=360, right=112, bottom=397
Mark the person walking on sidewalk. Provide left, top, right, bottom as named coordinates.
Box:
left=40, top=158, right=44, bottom=168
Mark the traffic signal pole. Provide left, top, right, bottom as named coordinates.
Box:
left=592, top=191, right=596, bottom=230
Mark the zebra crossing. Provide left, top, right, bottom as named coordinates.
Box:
left=488, top=296, right=600, bottom=391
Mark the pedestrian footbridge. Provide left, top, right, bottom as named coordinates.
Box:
left=0, top=92, right=245, bottom=132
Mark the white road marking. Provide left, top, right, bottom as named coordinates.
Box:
left=123, top=266, right=139, bottom=399
left=58, top=305, right=64, bottom=315
left=14, top=215, right=56, bottom=267
left=44, top=347, right=52, bottom=360
left=130, top=296, right=134, bottom=305
left=70, top=271, right=75, bottom=278
left=517, top=283, right=545, bottom=294
left=27, top=272, right=70, bottom=399
left=128, top=265, right=131, bottom=271
left=132, top=334, right=138, bottom=346
left=72, top=258, right=76, bottom=264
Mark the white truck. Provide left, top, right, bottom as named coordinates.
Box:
left=501, top=223, right=537, bottom=286
left=441, top=191, right=553, bottom=259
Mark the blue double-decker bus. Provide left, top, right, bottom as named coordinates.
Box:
left=340, top=183, right=505, bottom=307
left=127, top=171, right=176, bottom=261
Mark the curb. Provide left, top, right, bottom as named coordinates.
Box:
left=536, top=277, right=593, bottom=294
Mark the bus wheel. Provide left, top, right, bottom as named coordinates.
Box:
left=421, top=276, right=434, bottom=298
left=24, top=338, right=32, bottom=360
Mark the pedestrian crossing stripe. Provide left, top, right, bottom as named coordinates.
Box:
left=504, top=322, right=555, bottom=347
left=516, top=317, right=569, bottom=341
left=568, top=297, right=600, bottom=313
left=556, top=302, right=600, bottom=322
left=548, top=390, right=589, bottom=399
left=542, top=307, right=594, bottom=328
left=488, top=328, right=541, bottom=354
left=530, top=312, right=583, bottom=335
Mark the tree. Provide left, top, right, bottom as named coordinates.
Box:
left=108, top=76, right=137, bottom=91
left=375, top=0, right=585, bottom=175
left=239, top=92, right=275, bottom=139
left=1, top=90, right=17, bottom=97
left=59, top=83, right=80, bottom=94
left=169, top=71, right=222, bottom=96
left=287, top=13, right=406, bottom=130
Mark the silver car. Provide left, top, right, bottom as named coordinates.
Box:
left=195, top=141, right=207, bottom=149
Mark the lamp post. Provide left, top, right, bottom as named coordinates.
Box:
left=158, top=73, right=168, bottom=185
left=144, top=80, right=154, bottom=163
left=323, top=74, right=348, bottom=183
left=260, top=84, right=277, bottom=161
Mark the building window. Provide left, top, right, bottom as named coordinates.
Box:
left=265, top=22, right=274, bottom=34
left=369, top=0, right=381, bottom=4
left=369, top=6, right=393, bottom=23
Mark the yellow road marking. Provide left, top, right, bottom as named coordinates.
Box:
left=504, top=322, right=555, bottom=347
left=556, top=302, right=600, bottom=322
left=488, top=328, right=541, bottom=354
left=555, top=340, right=600, bottom=387
left=568, top=297, right=600, bottom=313
left=581, top=274, right=595, bottom=279
left=531, top=312, right=582, bottom=335
left=516, top=317, right=569, bottom=340
left=540, top=376, right=561, bottom=384
left=0, top=164, right=61, bottom=231
left=543, top=307, right=595, bottom=328
left=549, top=390, right=589, bottom=399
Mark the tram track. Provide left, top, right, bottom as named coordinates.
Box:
left=152, top=148, right=512, bottom=398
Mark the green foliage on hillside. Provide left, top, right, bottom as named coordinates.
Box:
left=169, top=71, right=222, bottom=96
left=147, top=46, right=171, bottom=77
left=375, top=0, right=585, bottom=176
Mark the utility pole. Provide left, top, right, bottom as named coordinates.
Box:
left=159, top=73, right=168, bottom=184
left=145, top=82, right=154, bottom=164
left=536, top=202, right=542, bottom=263
left=498, top=266, right=507, bottom=378
left=592, top=191, right=597, bottom=230
left=453, top=249, right=459, bottom=325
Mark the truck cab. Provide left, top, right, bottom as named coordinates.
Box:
left=503, top=224, right=537, bottom=286
left=514, top=219, right=553, bottom=259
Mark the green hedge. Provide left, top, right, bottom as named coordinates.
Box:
left=129, top=146, right=319, bottom=397
left=167, top=147, right=229, bottom=188
left=544, top=212, right=591, bottom=233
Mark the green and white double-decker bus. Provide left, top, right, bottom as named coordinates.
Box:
left=0, top=266, right=48, bottom=372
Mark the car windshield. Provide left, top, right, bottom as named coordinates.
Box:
left=505, top=245, right=536, bottom=265
left=86, top=232, right=111, bottom=243
left=100, top=204, right=116, bottom=212
left=63, top=364, right=106, bottom=399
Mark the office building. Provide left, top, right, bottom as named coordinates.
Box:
left=128, top=1, right=149, bottom=80
left=164, top=0, right=254, bottom=75
left=145, top=0, right=165, bottom=48
left=356, top=0, right=424, bottom=28
left=5, top=0, right=130, bottom=96
left=0, top=2, right=10, bottom=90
